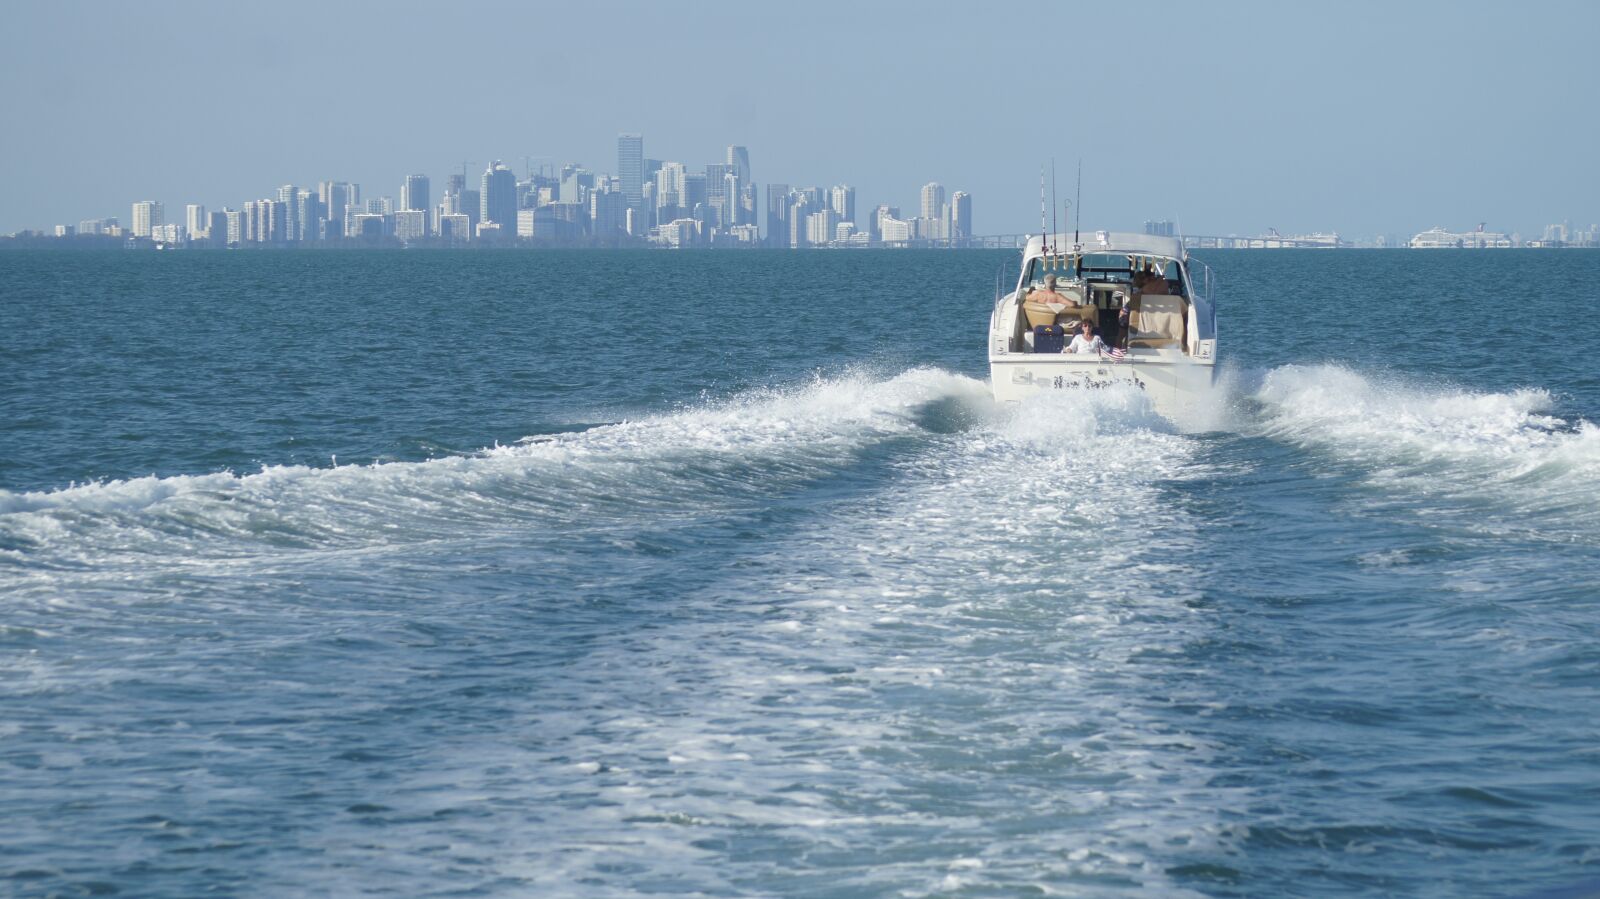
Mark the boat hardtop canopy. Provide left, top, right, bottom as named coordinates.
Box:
left=1023, top=230, right=1185, bottom=262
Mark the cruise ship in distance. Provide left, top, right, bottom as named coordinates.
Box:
left=1410, top=224, right=1513, bottom=248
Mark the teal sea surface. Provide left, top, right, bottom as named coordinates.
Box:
left=2, top=248, right=1598, bottom=896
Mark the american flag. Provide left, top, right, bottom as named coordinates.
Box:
left=1107, top=346, right=1127, bottom=361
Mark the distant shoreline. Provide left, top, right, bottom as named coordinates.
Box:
left=4, top=239, right=1597, bottom=253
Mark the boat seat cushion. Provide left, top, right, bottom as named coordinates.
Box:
left=1129, top=294, right=1186, bottom=345
left=1022, top=302, right=1058, bottom=329
left=1022, top=288, right=1088, bottom=328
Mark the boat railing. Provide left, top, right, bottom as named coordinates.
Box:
left=1187, top=257, right=1217, bottom=308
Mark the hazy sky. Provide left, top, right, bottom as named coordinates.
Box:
left=3, top=0, right=1596, bottom=238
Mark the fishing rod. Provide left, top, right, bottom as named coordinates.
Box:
left=1039, top=166, right=1048, bottom=256
left=1050, top=158, right=1058, bottom=259
left=1073, top=159, right=1082, bottom=248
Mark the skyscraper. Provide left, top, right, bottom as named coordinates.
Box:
left=262, top=199, right=286, bottom=243
left=765, top=183, right=789, bottom=247
left=480, top=161, right=517, bottom=232
left=131, top=201, right=163, bottom=238
left=655, top=162, right=685, bottom=209
left=401, top=174, right=430, bottom=213
left=559, top=167, right=592, bottom=205
left=829, top=185, right=855, bottom=227
left=789, top=194, right=810, bottom=248
left=806, top=207, right=839, bottom=246
left=723, top=172, right=742, bottom=228
left=276, top=185, right=299, bottom=241
left=318, top=181, right=353, bottom=238
left=680, top=172, right=708, bottom=213
left=727, top=145, right=751, bottom=185
left=920, top=182, right=945, bottom=223
left=871, top=205, right=899, bottom=242
left=224, top=208, right=245, bottom=245
left=705, top=163, right=731, bottom=228
left=297, top=190, right=320, bottom=241
left=618, top=133, right=644, bottom=222
left=590, top=182, right=628, bottom=241
left=919, top=183, right=947, bottom=241
left=185, top=204, right=206, bottom=240
left=206, top=210, right=227, bottom=245
left=950, top=191, right=972, bottom=240
left=438, top=174, right=466, bottom=236
left=727, top=145, right=755, bottom=227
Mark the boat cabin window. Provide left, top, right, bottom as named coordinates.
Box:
left=1023, top=253, right=1185, bottom=295
left=1021, top=255, right=1083, bottom=290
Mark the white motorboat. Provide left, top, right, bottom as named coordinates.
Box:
left=988, top=230, right=1218, bottom=419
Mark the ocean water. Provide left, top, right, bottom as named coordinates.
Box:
left=1, top=248, right=1598, bottom=897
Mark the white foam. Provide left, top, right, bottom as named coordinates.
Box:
left=449, top=377, right=1225, bottom=892
left=1251, top=363, right=1600, bottom=534
left=4, top=366, right=1227, bottom=892
left=0, top=368, right=994, bottom=584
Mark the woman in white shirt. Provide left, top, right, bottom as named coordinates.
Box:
left=1067, top=319, right=1106, bottom=354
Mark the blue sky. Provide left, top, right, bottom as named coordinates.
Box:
left=2, top=0, right=1595, bottom=238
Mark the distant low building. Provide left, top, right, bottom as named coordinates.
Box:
left=723, top=223, right=760, bottom=245
left=1410, top=225, right=1512, bottom=248
left=437, top=214, right=471, bottom=242
left=650, top=218, right=697, bottom=248
left=353, top=213, right=387, bottom=240
left=393, top=210, right=428, bottom=242
left=880, top=215, right=913, bottom=244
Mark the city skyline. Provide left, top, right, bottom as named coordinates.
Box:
left=20, top=132, right=1596, bottom=250
left=24, top=132, right=987, bottom=249
left=3, top=1, right=1597, bottom=240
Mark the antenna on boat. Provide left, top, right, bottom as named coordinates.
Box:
left=1073, top=159, right=1082, bottom=248
left=1050, top=158, right=1059, bottom=256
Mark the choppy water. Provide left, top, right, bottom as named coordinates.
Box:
left=2, top=249, right=1598, bottom=897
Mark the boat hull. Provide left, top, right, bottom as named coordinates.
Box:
left=989, top=356, right=1218, bottom=419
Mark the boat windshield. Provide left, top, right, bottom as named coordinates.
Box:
left=1021, top=254, right=1182, bottom=292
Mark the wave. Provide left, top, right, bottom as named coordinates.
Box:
left=1250, top=364, right=1600, bottom=534
left=0, top=369, right=994, bottom=578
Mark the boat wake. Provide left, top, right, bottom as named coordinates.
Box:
left=1247, top=363, right=1600, bottom=538
left=0, top=369, right=993, bottom=588
left=6, top=362, right=1598, bottom=894
left=387, top=371, right=1226, bottom=895
left=9, top=360, right=1596, bottom=591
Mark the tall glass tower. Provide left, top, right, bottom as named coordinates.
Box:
left=401, top=174, right=430, bottom=213
left=726, top=145, right=751, bottom=184
left=618, top=134, right=644, bottom=219
left=480, top=161, right=517, bottom=230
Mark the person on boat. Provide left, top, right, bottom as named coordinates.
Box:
left=1067, top=319, right=1107, bottom=355
left=1031, top=274, right=1071, bottom=305
left=1134, top=266, right=1167, bottom=296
